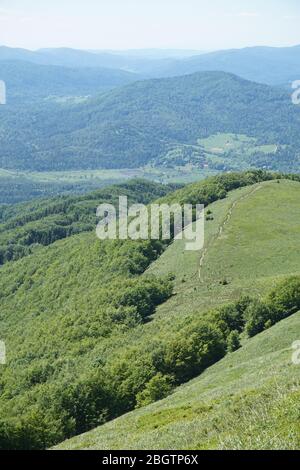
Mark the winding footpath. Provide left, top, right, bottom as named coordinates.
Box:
left=198, top=184, right=263, bottom=282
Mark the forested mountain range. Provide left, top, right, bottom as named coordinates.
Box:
left=0, top=60, right=138, bottom=103
left=155, top=45, right=300, bottom=86
left=0, top=46, right=173, bottom=75
left=1, top=44, right=300, bottom=85
left=0, top=71, right=299, bottom=171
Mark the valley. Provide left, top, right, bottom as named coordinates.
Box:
left=0, top=166, right=216, bottom=204
left=0, top=34, right=300, bottom=454
left=0, top=71, right=300, bottom=173
left=54, top=177, right=300, bottom=450
left=0, top=173, right=300, bottom=450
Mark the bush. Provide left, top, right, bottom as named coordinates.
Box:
left=161, top=321, right=226, bottom=382
left=58, top=372, right=113, bottom=435
left=212, top=302, right=247, bottom=336
left=245, top=277, right=300, bottom=337
left=244, top=299, right=272, bottom=337
left=116, top=277, right=173, bottom=319
left=0, top=410, right=65, bottom=450
left=267, top=276, right=300, bottom=320
left=227, top=331, right=241, bottom=352
left=136, top=373, right=174, bottom=408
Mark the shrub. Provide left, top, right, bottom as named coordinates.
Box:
left=267, top=276, right=300, bottom=320
left=227, top=330, right=241, bottom=352
left=161, top=321, right=226, bottom=382
left=116, top=277, right=173, bottom=319
left=136, top=373, right=174, bottom=408
left=244, top=299, right=272, bottom=337
left=58, top=372, right=113, bottom=435
left=212, top=302, right=247, bottom=337
left=245, top=277, right=300, bottom=337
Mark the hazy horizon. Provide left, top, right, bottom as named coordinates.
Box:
left=0, top=0, right=300, bottom=51
left=1, top=44, right=300, bottom=54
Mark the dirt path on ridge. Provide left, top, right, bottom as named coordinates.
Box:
left=198, top=185, right=263, bottom=282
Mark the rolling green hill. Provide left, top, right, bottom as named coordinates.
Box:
left=1, top=72, right=300, bottom=171
left=0, top=60, right=138, bottom=104
left=0, top=168, right=137, bottom=205
left=0, top=179, right=177, bottom=265
left=0, top=167, right=216, bottom=206
left=53, top=177, right=300, bottom=450
left=0, top=172, right=300, bottom=450
left=55, top=311, right=300, bottom=450
left=155, top=45, right=300, bottom=86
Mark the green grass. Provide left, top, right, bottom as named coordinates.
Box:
left=55, top=311, right=300, bottom=450
left=155, top=134, right=278, bottom=172
left=147, top=180, right=300, bottom=319
left=1, top=175, right=300, bottom=449
left=198, top=133, right=277, bottom=156
left=197, top=133, right=278, bottom=171
left=54, top=179, right=300, bottom=450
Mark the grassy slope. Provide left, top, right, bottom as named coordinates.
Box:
left=148, top=179, right=300, bottom=319
left=55, top=179, right=300, bottom=449
left=56, top=312, right=300, bottom=450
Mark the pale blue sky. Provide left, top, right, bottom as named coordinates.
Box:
left=0, top=0, right=300, bottom=50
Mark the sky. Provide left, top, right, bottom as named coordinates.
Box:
left=0, top=0, right=300, bottom=51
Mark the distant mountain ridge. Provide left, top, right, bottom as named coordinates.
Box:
left=154, top=45, right=300, bottom=85
left=0, top=60, right=138, bottom=103
left=1, top=44, right=300, bottom=85
left=0, top=46, right=171, bottom=74
left=0, top=71, right=299, bottom=171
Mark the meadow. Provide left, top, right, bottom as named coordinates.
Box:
left=55, top=178, right=300, bottom=449
left=56, top=311, right=300, bottom=450
left=1, top=173, right=300, bottom=449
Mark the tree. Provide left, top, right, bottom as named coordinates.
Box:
left=136, top=373, right=174, bottom=408
left=227, top=331, right=241, bottom=352
left=244, top=300, right=271, bottom=337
